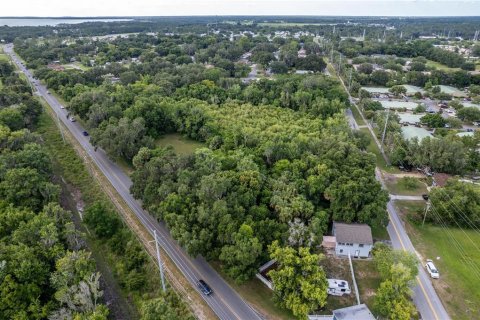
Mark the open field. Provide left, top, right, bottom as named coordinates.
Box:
left=395, top=200, right=480, bottom=320
left=156, top=133, right=204, bottom=155
left=350, top=104, right=365, bottom=125
left=384, top=175, right=428, bottom=196
left=353, top=260, right=382, bottom=314
left=426, top=60, right=461, bottom=72
left=62, top=62, right=90, bottom=71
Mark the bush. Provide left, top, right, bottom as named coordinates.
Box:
left=398, top=177, right=419, bottom=191
left=84, top=201, right=120, bottom=238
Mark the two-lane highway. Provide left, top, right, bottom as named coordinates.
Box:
left=4, top=44, right=262, bottom=320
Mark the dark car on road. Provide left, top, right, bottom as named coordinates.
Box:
left=82, top=131, right=89, bottom=136
left=197, top=279, right=213, bottom=295
left=422, top=194, right=429, bottom=200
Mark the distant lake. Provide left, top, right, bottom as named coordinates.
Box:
left=0, top=18, right=132, bottom=27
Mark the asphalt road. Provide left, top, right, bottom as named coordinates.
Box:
left=339, top=73, right=450, bottom=319
left=389, top=194, right=425, bottom=201
left=4, top=44, right=262, bottom=320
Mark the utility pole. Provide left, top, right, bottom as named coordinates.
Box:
left=348, top=68, right=353, bottom=93
left=338, top=53, right=343, bottom=73
left=154, top=230, right=167, bottom=292
left=422, top=201, right=431, bottom=226
left=55, top=109, right=66, bottom=144
left=381, top=109, right=390, bottom=151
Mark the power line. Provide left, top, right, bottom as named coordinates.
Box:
left=428, top=205, right=480, bottom=279
left=436, top=187, right=480, bottom=235
left=431, top=199, right=480, bottom=254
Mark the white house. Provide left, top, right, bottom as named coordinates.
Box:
left=333, top=222, right=373, bottom=258
left=309, top=303, right=375, bottom=320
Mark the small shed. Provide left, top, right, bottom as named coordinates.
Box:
left=332, top=304, right=375, bottom=320
left=322, top=236, right=337, bottom=250
left=333, top=222, right=373, bottom=258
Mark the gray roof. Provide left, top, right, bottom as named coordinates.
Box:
left=333, top=222, right=373, bottom=245
left=333, top=304, right=376, bottom=320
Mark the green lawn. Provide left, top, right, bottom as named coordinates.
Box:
left=385, top=176, right=428, bottom=196
left=353, top=260, right=382, bottom=314
left=395, top=200, right=480, bottom=320
left=350, top=105, right=365, bottom=126
left=426, top=60, right=461, bottom=72
left=155, top=133, right=204, bottom=155
left=63, top=62, right=90, bottom=71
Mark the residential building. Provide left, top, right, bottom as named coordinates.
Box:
left=308, top=303, right=375, bottom=320
left=333, top=222, right=373, bottom=258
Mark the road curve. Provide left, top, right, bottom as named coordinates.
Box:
left=4, top=44, right=262, bottom=320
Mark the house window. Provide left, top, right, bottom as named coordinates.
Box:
left=340, top=249, right=343, bottom=253
left=359, top=244, right=364, bottom=248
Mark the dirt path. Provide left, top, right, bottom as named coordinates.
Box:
left=57, top=177, right=136, bottom=320
left=387, top=172, right=425, bottom=178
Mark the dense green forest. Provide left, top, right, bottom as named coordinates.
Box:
left=0, top=60, right=109, bottom=319
left=12, top=31, right=389, bottom=287
left=3, top=14, right=480, bottom=319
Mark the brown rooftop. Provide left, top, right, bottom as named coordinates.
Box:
left=333, top=222, right=373, bottom=245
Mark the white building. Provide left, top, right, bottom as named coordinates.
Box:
left=333, top=222, right=373, bottom=258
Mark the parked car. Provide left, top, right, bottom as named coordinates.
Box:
left=82, top=131, right=89, bottom=136
left=422, top=194, right=429, bottom=200
left=47, top=91, right=50, bottom=94
left=197, top=280, right=213, bottom=295
left=467, top=128, right=474, bottom=132
left=426, top=259, right=439, bottom=279
left=69, top=117, right=76, bottom=122
left=60, top=105, right=65, bottom=109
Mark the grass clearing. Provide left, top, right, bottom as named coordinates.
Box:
left=384, top=176, right=428, bottom=196
left=156, top=133, right=204, bottom=155
left=350, top=104, right=365, bottom=125
left=361, top=127, right=389, bottom=169
left=63, top=62, right=90, bottom=71
left=353, top=260, right=382, bottom=314
left=426, top=59, right=461, bottom=72
left=371, top=224, right=390, bottom=240
left=395, top=200, right=480, bottom=320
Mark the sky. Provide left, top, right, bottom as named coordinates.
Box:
left=1, top=0, right=480, bottom=17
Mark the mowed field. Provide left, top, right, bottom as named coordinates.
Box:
left=155, top=133, right=204, bottom=155
left=395, top=201, right=480, bottom=320
left=426, top=59, right=461, bottom=72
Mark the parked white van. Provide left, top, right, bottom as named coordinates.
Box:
left=327, top=279, right=351, bottom=296
left=426, top=259, right=439, bottom=279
